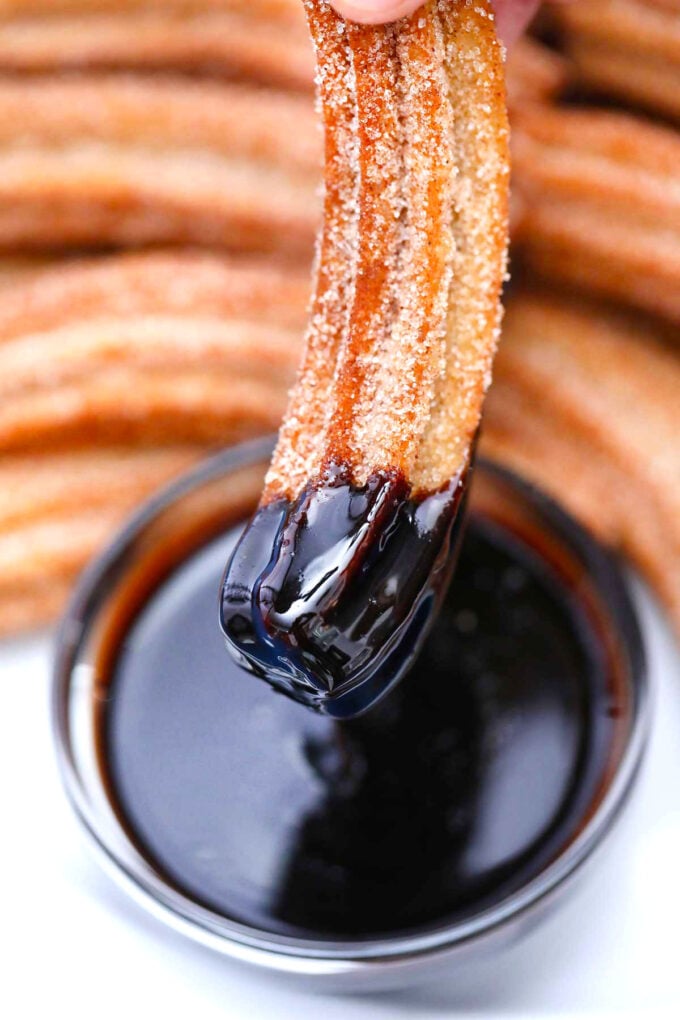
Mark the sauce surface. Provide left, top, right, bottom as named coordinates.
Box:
left=102, top=513, right=623, bottom=939
left=220, top=465, right=466, bottom=717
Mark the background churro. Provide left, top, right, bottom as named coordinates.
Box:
left=553, top=0, right=680, bottom=122
left=512, top=105, right=680, bottom=322
left=483, top=291, right=680, bottom=630
left=0, top=0, right=678, bottom=639
left=0, top=0, right=314, bottom=89
left=0, top=76, right=319, bottom=253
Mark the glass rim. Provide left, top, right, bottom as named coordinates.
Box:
left=51, top=437, right=650, bottom=977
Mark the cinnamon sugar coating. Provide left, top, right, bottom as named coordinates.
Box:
left=265, top=0, right=509, bottom=502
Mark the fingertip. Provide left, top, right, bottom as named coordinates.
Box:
left=327, top=1, right=542, bottom=49
left=492, top=0, right=541, bottom=49
left=328, top=0, right=425, bottom=26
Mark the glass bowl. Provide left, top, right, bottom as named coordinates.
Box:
left=52, top=438, right=649, bottom=991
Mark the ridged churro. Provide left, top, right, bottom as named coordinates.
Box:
left=0, top=249, right=310, bottom=334
left=0, top=250, right=306, bottom=396
left=0, top=445, right=207, bottom=635
left=555, top=0, right=680, bottom=121
left=483, top=290, right=680, bottom=628
left=512, top=104, right=680, bottom=322
left=221, top=0, right=509, bottom=713
left=0, top=1, right=313, bottom=90
left=0, top=75, right=319, bottom=253
left=0, top=445, right=202, bottom=528
left=265, top=0, right=508, bottom=503
left=505, top=36, right=569, bottom=108
left=0, top=253, right=307, bottom=449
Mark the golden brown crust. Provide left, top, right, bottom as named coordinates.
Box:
left=265, top=0, right=509, bottom=502
left=0, top=75, right=319, bottom=254
left=0, top=3, right=313, bottom=90
left=512, top=104, right=680, bottom=322
left=0, top=251, right=305, bottom=450
left=483, top=290, right=680, bottom=629
left=555, top=0, right=680, bottom=121
left=505, top=36, right=569, bottom=109
left=0, top=582, right=72, bottom=638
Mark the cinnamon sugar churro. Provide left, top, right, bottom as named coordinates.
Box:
left=0, top=75, right=319, bottom=253
left=0, top=581, right=72, bottom=637
left=0, top=251, right=306, bottom=449
left=0, top=251, right=308, bottom=382
left=555, top=0, right=680, bottom=121
left=0, top=446, right=204, bottom=636
left=483, top=291, right=680, bottom=628
left=0, top=249, right=310, bottom=335
left=0, top=251, right=308, bottom=632
left=0, top=370, right=293, bottom=450
left=221, top=0, right=509, bottom=713
left=505, top=36, right=569, bottom=108
left=0, top=446, right=202, bottom=528
left=0, top=1, right=313, bottom=90
left=512, top=104, right=680, bottom=322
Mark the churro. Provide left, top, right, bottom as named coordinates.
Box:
left=0, top=250, right=306, bottom=447
left=505, top=36, right=569, bottom=108
left=512, top=104, right=680, bottom=322
left=221, top=0, right=509, bottom=713
left=0, top=249, right=310, bottom=335
left=266, top=0, right=508, bottom=503
left=0, top=581, right=72, bottom=637
left=0, top=250, right=309, bottom=395
left=555, top=0, right=680, bottom=121
left=0, top=446, right=202, bottom=530
left=0, top=75, right=319, bottom=253
left=0, top=1, right=313, bottom=90
left=0, top=370, right=292, bottom=451
left=0, top=445, right=206, bottom=635
left=483, top=290, right=680, bottom=628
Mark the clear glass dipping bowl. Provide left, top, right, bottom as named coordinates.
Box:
left=52, top=438, right=649, bottom=991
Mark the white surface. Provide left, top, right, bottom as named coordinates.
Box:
left=1, top=581, right=679, bottom=1019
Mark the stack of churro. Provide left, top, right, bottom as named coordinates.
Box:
left=554, top=0, right=680, bottom=122
left=0, top=0, right=315, bottom=89
left=0, top=76, right=320, bottom=254
left=482, top=291, right=680, bottom=630
left=0, top=0, right=678, bottom=640
left=512, top=104, right=680, bottom=322
left=0, top=250, right=307, bottom=635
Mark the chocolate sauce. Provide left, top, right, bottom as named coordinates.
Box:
left=220, top=463, right=467, bottom=718
left=101, top=511, right=627, bottom=940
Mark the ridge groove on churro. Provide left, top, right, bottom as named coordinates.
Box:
left=221, top=0, right=509, bottom=717
left=512, top=104, right=680, bottom=322
left=0, top=251, right=307, bottom=450
left=483, top=289, right=680, bottom=630
left=0, top=75, right=319, bottom=253
left=555, top=0, right=680, bottom=122
left=0, top=1, right=314, bottom=90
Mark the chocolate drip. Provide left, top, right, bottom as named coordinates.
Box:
left=220, top=463, right=467, bottom=718
left=102, top=511, right=629, bottom=940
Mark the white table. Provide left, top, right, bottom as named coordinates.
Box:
left=2, top=580, right=679, bottom=1018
